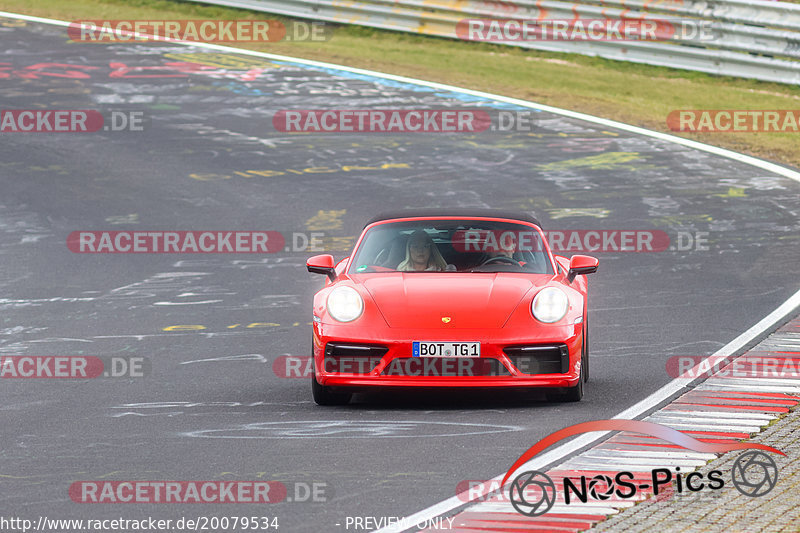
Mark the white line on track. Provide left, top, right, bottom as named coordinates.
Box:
left=1, top=11, right=799, bottom=532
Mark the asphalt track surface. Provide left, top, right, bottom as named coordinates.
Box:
left=1, top=17, right=800, bottom=532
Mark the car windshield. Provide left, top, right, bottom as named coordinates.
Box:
left=348, top=219, right=554, bottom=274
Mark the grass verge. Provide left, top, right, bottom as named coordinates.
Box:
left=2, top=0, right=800, bottom=168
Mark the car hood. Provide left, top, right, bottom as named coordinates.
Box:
left=357, top=273, right=543, bottom=329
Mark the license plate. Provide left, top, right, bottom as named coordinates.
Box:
left=412, top=342, right=480, bottom=358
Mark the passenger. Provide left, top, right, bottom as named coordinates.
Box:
left=397, top=229, right=448, bottom=271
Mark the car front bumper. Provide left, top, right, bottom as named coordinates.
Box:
left=312, top=321, right=583, bottom=389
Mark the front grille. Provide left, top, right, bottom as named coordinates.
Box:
left=504, top=344, right=569, bottom=374
left=323, top=343, right=387, bottom=374
left=380, top=357, right=510, bottom=377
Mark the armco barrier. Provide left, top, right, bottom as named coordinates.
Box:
left=181, top=0, right=800, bottom=84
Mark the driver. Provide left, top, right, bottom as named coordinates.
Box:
left=482, top=230, right=526, bottom=267
left=490, top=230, right=519, bottom=259
left=397, top=229, right=448, bottom=271
left=496, top=231, right=517, bottom=258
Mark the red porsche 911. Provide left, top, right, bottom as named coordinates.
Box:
left=305, top=209, right=598, bottom=405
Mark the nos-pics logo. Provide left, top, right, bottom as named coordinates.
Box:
left=502, top=419, right=782, bottom=517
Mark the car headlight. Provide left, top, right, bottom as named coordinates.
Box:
left=326, top=286, right=364, bottom=322
left=532, top=287, right=569, bottom=323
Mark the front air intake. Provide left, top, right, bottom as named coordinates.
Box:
left=504, top=344, right=569, bottom=374
left=323, top=343, right=387, bottom=373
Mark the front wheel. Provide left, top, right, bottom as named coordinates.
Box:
left=547, top=358, right=584, bottom=403
left=311, top=368, right=352, bottom=406
left=582, top=312, right=589, bottom=383
left=561, top=369, right=584, bottom=402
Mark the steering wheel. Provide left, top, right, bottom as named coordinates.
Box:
left=480, top=255, right=521, bottom=267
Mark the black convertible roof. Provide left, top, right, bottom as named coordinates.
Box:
left=365, top=209, right=542, bottom=228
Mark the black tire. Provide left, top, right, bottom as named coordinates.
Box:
left=547, top=355, right=584, bottom=402
left=583, top=310, right=589, bottom=383
left=561, top=367, right=584, bottom=402
left=311, top=368, right=352, bottom=406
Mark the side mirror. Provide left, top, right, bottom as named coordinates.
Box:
left=567, top=255, right=598, bottom=282
left=307, top=254, right=336, bottom=281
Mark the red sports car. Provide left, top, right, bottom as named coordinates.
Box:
left=305, top=209, right=598, bottom=405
